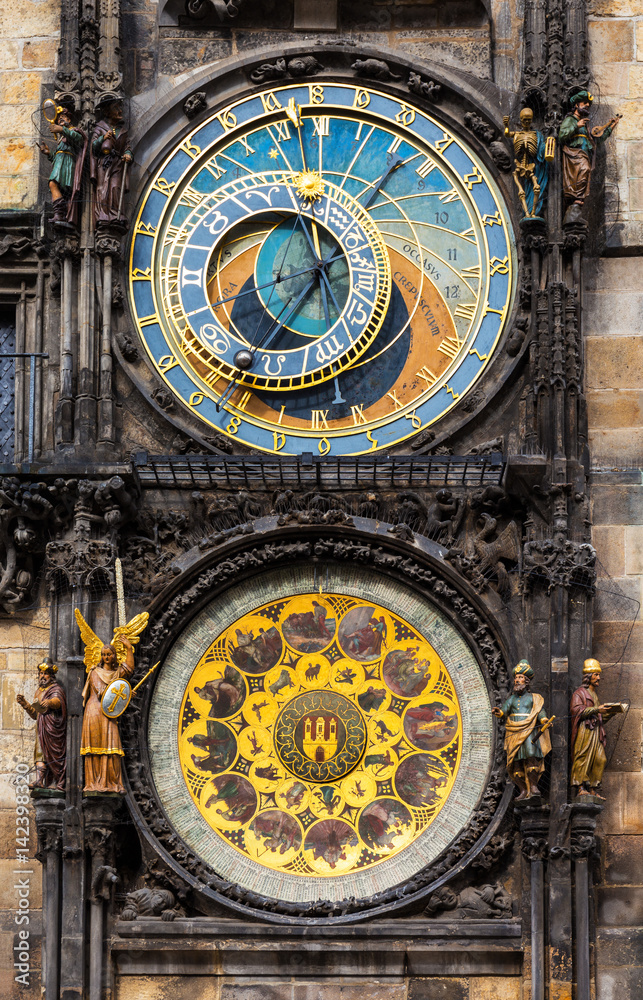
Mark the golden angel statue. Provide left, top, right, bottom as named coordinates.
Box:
left=75, top=608, right=148, bottom=794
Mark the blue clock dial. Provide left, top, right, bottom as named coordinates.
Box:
left=129, top=83, right=516, bottom=456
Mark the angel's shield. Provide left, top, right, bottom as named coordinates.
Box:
left=101, top=678, right=132, bottom=719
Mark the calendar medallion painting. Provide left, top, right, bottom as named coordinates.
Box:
left=149, top=567, right=494, bottom=902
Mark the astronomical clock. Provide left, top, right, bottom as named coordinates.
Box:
left=129, top=81, right=516, bottom=456
left=147, top=567, right=493, bottom=904
left=121, top=66, right=518, bottom=924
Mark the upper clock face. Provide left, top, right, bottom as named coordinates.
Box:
left=130, top=82, right=516, bottom=456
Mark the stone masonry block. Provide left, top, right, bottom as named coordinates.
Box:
left=467, top=979, right=521, bottom=1000
left=597, top=965, right=643, bottom=1000
left=292, top=985, right=407, bottom=1000
left=628, top=141, right=643, bottom=178
left=408, top=980, right=469, bottom=1000
left=594, top=576, right=641, bottom=620
left=638, top=20, right=643, bottom=60
left=116, top=977, right=221, bottom=1000
left=586, top=337, right=643, bottom=389
left=0, top=71, right=40, bottom=104
left=625, top=525, right=643, bottom=573
left=593, top=619, right=643, bottom=663
left=22, top=40, right=59, bottom=70
left=630, top=176, right=643, bottom=212
left=1, top=674, right=36, bottom=731
left=589, top=428, right=643, bottom=465
left=0, top=138, right=36, bottom=175
left=0, top=104, right=37, bottom=137
left=604, top=835, right=643, bottom=884
left=597, top=885, right=643, bottom=925
left=221, top=985, right=292, bottom=1000
left=622, top=771, right=643, bottom=832
left=594, top=486, right=643, bottom=524
left=588, top=390, right=643, bottom=430
left=593, top=62, right=631, bottom=98
left=584, top=294, right=643, bottom=337
left=588, top=18, right=635, bottom=62
left=0, top=0, right=61, bottom=38
left=0, top=41, right=22, bottom=71
left=592, top=525, right=625, bottom=576
left=0, top=807, right=36, bottom=856
left=587, top=0, right=643, bottom=12
left=612, top=99, right=643, bottom=143
left=585, top=257, right=643, bottom=291
left=0, top=860, right=42, bottom=910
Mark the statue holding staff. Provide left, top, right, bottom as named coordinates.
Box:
left=492, top=660, right=554, bottom=800
left=16, top=658, right=67, bottom=791
left=90, top=97, right=133, bottom=229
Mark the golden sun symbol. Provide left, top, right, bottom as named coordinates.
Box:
left=294, top=170, right=324, bottom=202
left=268, top=147, right=279, bottom=160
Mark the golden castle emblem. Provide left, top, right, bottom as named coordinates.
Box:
left=302, top=714, right=338, bottom=762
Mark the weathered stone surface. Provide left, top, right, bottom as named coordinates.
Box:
left=592, top=525, right=626, bottom=576
left=397, top=30, right=491, bottom=79
left=625, top=525, right=643, bottom=573
left=584, top=293, right=643, bottom=337
left=588, top=18, right=635, bottom=62
left=466, top=979, right=521, bottom=1000
left=21, top=39, right=58, bottom=69
left=594, top=484, right=643, bottom=526
left=604, top=835, right=643, bottom=884
left=0, top=137, right=34, bottom=175
left=292, top=985, right=406, bottom=1000
left=587, top=337, right=643, bottom=390
left=597, top=927, right=643, bottom=967
left=158, top=38, right=233, bottom=76
left=0, top=859, right=42, bottom=909
left=585, top=257, right=643, bottom=291
left=116, top=978, right=221, bottom=1000
left=588, top=0, right=643, bottom=12
left=408, top=980, right=469, bottom=1000
left=594, top=575, right=641, bottom=620
left=593, top=620, right=643, bottom=663
left=588, top=392, right=643, bottom=431
left=0, top=70, right=40, bottom=103
left=597, top=885, right=643, bottom=926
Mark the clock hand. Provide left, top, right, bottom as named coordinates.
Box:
left=210, top=254, right=347, bottom=310
left=286, top=100, right=309, bottom=175
left=361, top=155, right=403, bottom=209
left=216, top=274, right=317, bottom=411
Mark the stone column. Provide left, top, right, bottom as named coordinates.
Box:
left=571, top=800, right=602, bottom=1000
left=517, top=800, right=550, bottom=1000
left=84, top=797, right=123, bottom=1000
left=34, top=796, right=65, bottom=1000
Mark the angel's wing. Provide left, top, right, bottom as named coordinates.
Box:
left=112, top=612, right=149, bottom=662
left=74, top=609, right=104, bottom=672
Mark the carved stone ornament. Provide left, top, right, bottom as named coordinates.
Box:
left=121, top=527, right=511, bottom=922
left=423, top=881, right=512, bottom=919
left=183, top=91, right=207, bottom=119
left=250, top=55, right=323, bottom=85
left=120, top=887, right=181, bottom=921
left=407, top=72, right=442, bottom=102
left=522, top=538, right=596, bottom=593
left=351, top=58, right=401, bottom=82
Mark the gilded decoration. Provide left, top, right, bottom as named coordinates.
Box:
left=149, top=566, right=492, bottom=902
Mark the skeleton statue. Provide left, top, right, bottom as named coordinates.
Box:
left=503, top=107, right=552, bottom=219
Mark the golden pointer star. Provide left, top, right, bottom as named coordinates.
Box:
left=268, top=147, right=279, bottom=159
left=294, top=170, right=324, bottom=202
